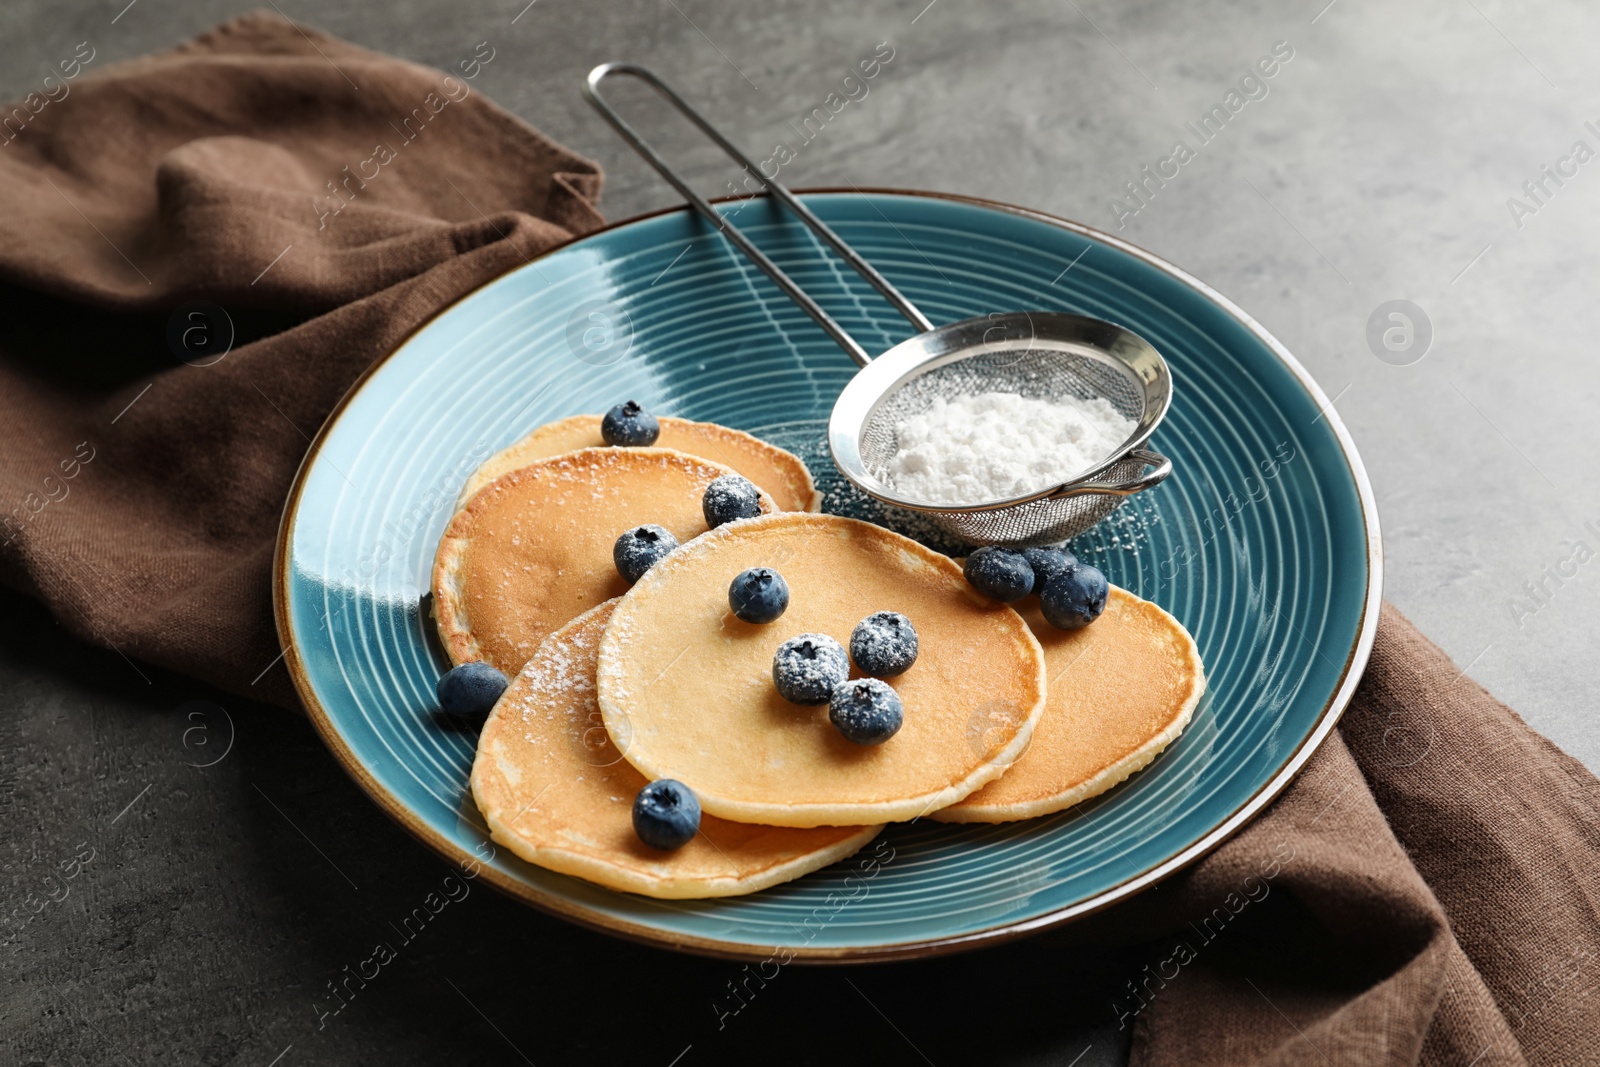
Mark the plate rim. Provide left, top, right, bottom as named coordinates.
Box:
left=271, top=187, right=1383, bottom=963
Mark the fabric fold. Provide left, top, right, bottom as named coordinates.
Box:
left=1119, top=605, right=1598, bottom=1066
left=0, top=12, right=603, bottom=705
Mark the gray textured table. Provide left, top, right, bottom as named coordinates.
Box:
left=3, top=1, right=1596, bottom=1063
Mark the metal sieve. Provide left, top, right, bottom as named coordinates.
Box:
left=585, top=65, right=1172, bottom=547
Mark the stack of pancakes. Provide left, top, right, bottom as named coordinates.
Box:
left=434, top=415, right=1205, bottom=899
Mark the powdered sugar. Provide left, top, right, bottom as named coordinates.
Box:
left=882, top=392, right=1136, bottom=506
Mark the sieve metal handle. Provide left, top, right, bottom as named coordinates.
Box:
left=1050, top=448, right=1171, bottom=499
left=583, top=64, right=934, bottom=368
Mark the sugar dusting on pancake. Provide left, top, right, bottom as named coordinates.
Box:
left=433, top=447, right=771, bottom=676
left=471, top=600, right=881, bottom=899
left=595, top=512, right=1048, bottom=828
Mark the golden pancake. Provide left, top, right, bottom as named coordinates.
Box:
left=596, top=513, right=1048, bottom=828
left=473, top=601, right=881, bottom=899
left=457, top=414, right=820, bottom=512
left=433, top=447, right=772, bottom=675
left=933, top=588, right=1204, bottom=823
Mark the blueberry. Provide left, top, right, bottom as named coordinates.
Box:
left=963, top=547, right=1034, bottom=602
left=729, top=567, right=789, bottom=624
left=702, top=474, right=764, bottom=529
left=1022, top=546, right=1078, bottom=588
left=829, top=678, right=904, bottom=745
left=614, top=524, right=679, bottom=584
left=772, top=633, right=850, bottom=705
left=849, top=611, right=918, bottom=677
left=1039, top=563, right=1109, bottom=630
left=436, top=661, right=508, bottom=719
left=600, top=400, right=660, bottom=447
left=632, top=779, right=701, bottom=850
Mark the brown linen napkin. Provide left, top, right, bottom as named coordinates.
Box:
left=1112, top=604, right=1600, bottom=1066
left=2, top=15, right=1596, bottom=1067
left=0, top=11, right=602, bottom=707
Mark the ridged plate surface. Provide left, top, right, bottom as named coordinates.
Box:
left=274, top=190, right=1379, bottom=960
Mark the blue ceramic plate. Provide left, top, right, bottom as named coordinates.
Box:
left=274, top=190, right=1380, bottom=961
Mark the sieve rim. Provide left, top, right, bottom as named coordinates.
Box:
left=827, top=311, right=1172, bottom=515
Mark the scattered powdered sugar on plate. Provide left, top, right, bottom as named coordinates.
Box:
left=881, top=392, right=1136, bottom=505
left=1072, top=493, right=1155, bottom=559
left=748, top=420, right=1155, bottom=557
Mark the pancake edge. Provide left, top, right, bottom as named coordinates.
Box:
left=455, top=414, right=822, bottom=513
left=478, top=805, right=883, bottom=899
left=469, top=600, right=884, bottom=899
left=430, top=446, right=758, bottom=670
left=595, top=511, right=1050, bottom=828
left=930, top=591, right=1207, bottom=824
